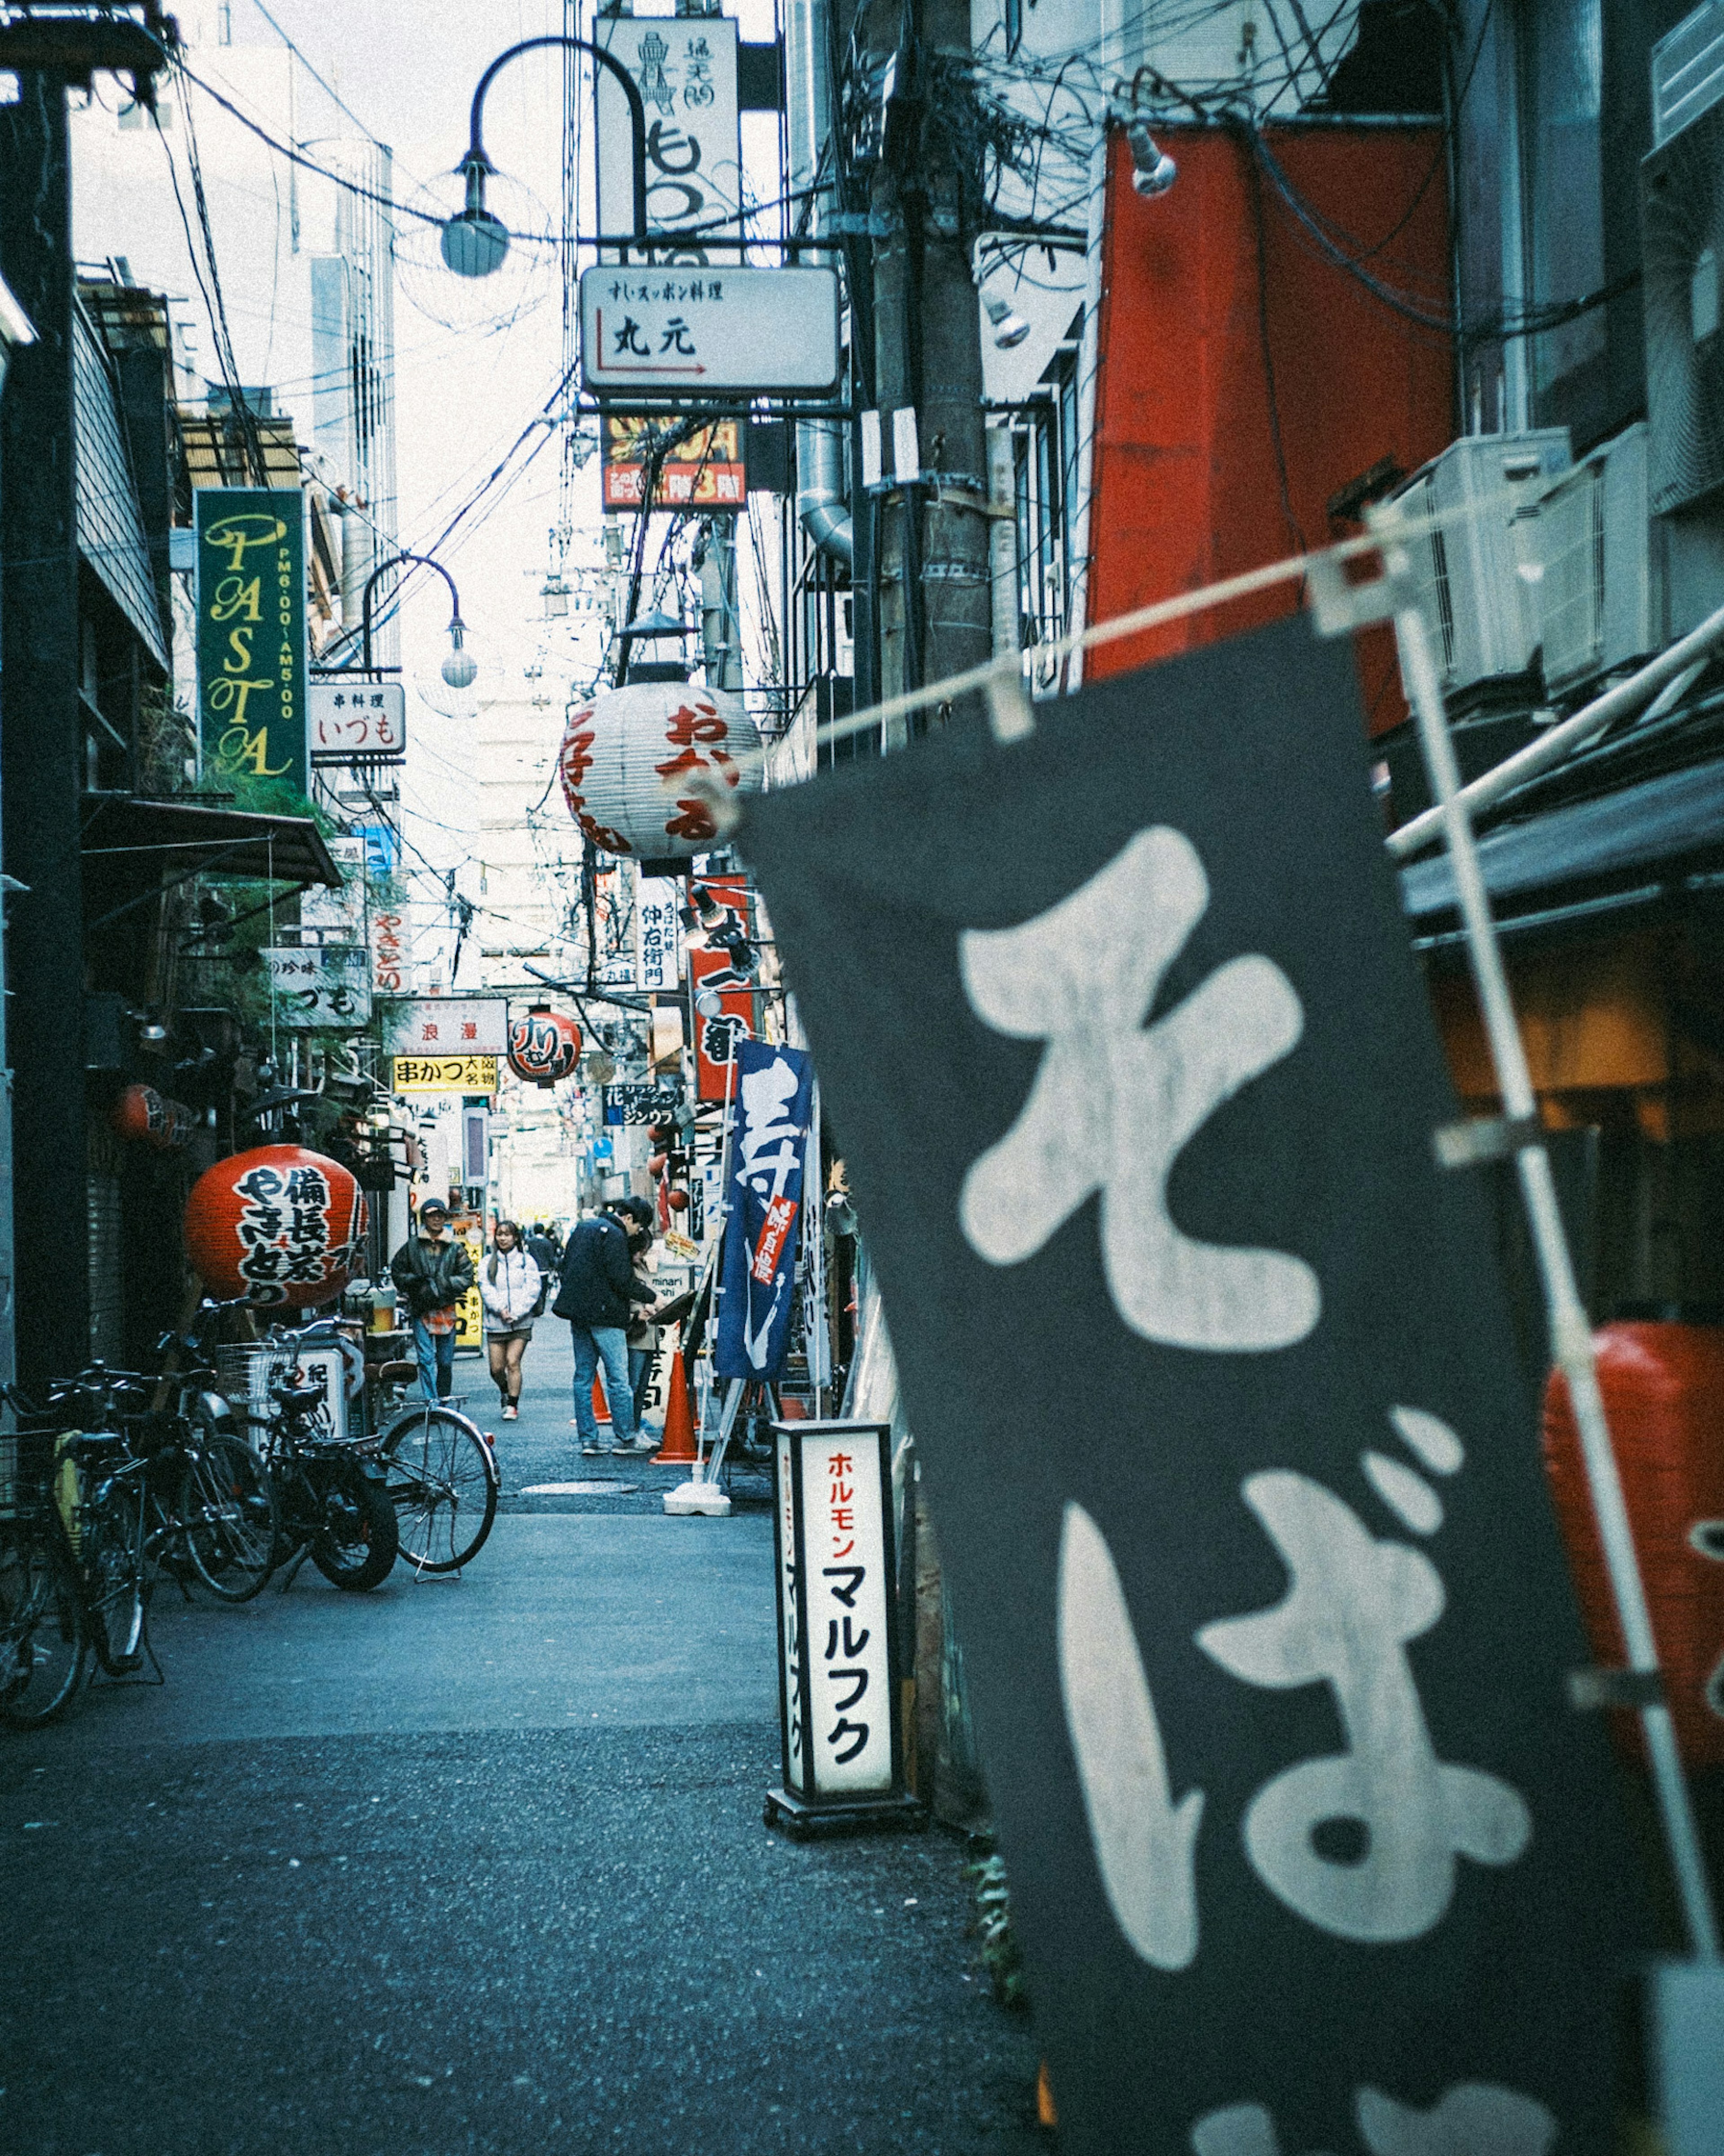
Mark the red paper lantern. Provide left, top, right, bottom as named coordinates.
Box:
left=507, top=1005, right=582, bottom=1088
left=184, top=1144, right=365, bottom=1309
left=1543, top=1320, right=1724, bottom=1767
left=666, top=1187, right=690, bottom=1212
left=110, top=1083, right=194, bottom=1151
left=558, top=681, right=761, bottom=859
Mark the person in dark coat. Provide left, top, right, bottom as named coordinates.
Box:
left=525, top=1222, right=561, bottom=1282
left=390, top=1200, right=475, bottom=1401
left=553, top=1199, right=659, bottom=1453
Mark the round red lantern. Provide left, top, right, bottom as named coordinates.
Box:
left=1543, top=1318, right=1724, bottom=1767
left=666, top=1187, right=690, bottom=1213
left=558, top=681, right=762, bottom=859
left=183, top=1144, right=365, bottom=1310
left=111, top=1083, right=194, bottom=1151
left=507, top=1004, right=581, bottom=1088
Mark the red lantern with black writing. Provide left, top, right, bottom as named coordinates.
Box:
left=110, top=1083, right=194, bottom=1151
left=558, top=681, right=762, bottom=860
left=506, top=1004, right=582, bottom=1089
left=183, top=1144, right=365, bottom=1309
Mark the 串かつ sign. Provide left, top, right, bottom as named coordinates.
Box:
left=391, top=1055, right=499, bottom=1097
left=194, top=488, right=307, bottom=794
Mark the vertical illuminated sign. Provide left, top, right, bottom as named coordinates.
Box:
left=195, top=487, right=307, bottom=795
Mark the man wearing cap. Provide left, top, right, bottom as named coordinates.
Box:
left=391, top=1201, right=476, bottom=1402
left=553, top=1196, right=660, bottom=1454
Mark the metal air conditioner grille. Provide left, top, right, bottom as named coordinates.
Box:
left=1643, top=106, right=1724, bottom=513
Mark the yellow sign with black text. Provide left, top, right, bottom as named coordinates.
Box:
left=391, top=1055, right=499, bottom=1096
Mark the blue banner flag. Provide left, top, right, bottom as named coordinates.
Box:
left=715, top=1038, right=815, bottom=1382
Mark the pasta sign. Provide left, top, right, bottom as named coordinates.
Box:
left=194, top=488, right=308, bottom=794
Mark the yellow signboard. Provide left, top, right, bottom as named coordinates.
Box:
left=456, top=1225, right=484, bottom=1351
left=392, top=1055, right=499, bottom=1095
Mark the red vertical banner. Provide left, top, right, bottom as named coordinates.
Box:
left=689, top=943, right=755, bottom=1102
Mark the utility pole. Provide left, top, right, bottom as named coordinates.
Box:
left=864, top=0, right=991, bottom=736
left=0, top=71, right=90, bottom=1391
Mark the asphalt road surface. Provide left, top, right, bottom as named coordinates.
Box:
left=0, top=1326, right=1044, bottom=2155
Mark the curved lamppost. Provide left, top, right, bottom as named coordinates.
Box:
left=356, top=551, right=476, bottom=688
left=444, top=35, right=651, bottom=276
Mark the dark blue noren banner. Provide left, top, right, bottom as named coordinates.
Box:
left=735, top=615, right=1645, bottom=2156
left=715, top=1036, right=814, bottom=1384
left=194, top=486, right=307, bottom=796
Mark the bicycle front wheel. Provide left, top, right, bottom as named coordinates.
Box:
left=83, top=1480, right=146, bottom=1675
left=180, top=1436, right=277, bottom=1602
left=383, top=1409, right=498, bottom=1574
left=0, top=1515, right=88, bottom=1725
left=308, top=1459, right=398, bottom=1592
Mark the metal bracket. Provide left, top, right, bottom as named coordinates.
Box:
left=986, top=670, right=1036, bottom=745
left=1568, top=1666, right=1667, bottom=1713
left=1432, top=1114, right=1545, bottom=1171
left=1303, top=547, right=1417, bottom=638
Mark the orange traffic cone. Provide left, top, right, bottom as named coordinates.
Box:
left=653, top=1348, right=698, bottom=1464
left=592, top=1373, right=611, bottom=1424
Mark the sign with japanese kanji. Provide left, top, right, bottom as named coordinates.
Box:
left=603, top=1084, right=682, bottom=1126
left=771, top=1421, right=902, bottom=1803
left=263, top=944, right=373, bottom=1030
left=391, top=1055, right=498, bottom=1096
left=637, top=874, right=684, bottom=992
left=300, top=836, right=364, bottom=935
left=689, top=942, right=754, bottom=1102
left=388, top=996, right=506, bottom=1057
left=736, top=616, right=1643, bottom=2154
left=194, top=487, right=307, bottom=794
left=603, top=415, right=745, bottom=512
left=309, top=679, right=406, bottom=761
left=594, top=15, right=740, bottom=242
left=579, top=266, right=841, bottom=397
left=717, top=1039, right=812, bottom=1382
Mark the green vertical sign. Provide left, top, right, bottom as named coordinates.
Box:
left=194, top=487, right=307, bottom=795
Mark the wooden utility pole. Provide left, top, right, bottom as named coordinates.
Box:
left=0, top=73, right=91, bottom=1389
left=864, top=0, right=991, bottom=736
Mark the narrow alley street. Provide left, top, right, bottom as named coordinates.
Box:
left=0, top=1330, right=1042, bottom=2156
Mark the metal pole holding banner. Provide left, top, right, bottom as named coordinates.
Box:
left=1356, top=505, right=1722, bottom=1965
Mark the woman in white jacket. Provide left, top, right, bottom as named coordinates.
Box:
left=479, top=1220, right=542, bottom=1420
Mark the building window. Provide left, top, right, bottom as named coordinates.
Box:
left=1009, top=335, right=1081, bottom=685
left=1520, top=0, right=1606, bottom=425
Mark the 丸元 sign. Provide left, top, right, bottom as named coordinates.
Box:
left=579, top=266, right=841, bottom=397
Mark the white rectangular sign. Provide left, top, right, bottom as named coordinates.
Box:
left=637, top=874, right=684, bottom=992
left=388, top=996, right=507, bottom=1056
left=309, top=680, right=406, bottom=760
left=264, top=944, right=372, bottom=1030
left=580, top=266, right=841, bottom=397
left=594, top=17, right=740, bottom=242
left=300, top=835, right=364, bottom=935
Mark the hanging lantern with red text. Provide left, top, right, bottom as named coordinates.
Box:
left=183, top=1144, right=366, bottom=1309
left=110, top=1083, right=194, bottom=1151
left=507, top=1004, right=582, bottom=1089
left=558, top=681, right=762, bottom=860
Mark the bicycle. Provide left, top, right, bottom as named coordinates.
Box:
left=363, top=1362, right=498, bottom=1575
left=253, top=1366, right=399, bottom=1593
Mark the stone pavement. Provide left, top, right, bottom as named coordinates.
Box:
left=0, top=1326, right=1044, bottom=2155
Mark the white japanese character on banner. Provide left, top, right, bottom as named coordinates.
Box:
left=1196, top=1469, right=1530, bottom=1943
left=958, top=828, right=1319, bottom=1353
left=1060, top=1409, right=1531, bottom=1967
left=1190, top=2082, right=1555, bottom=2156
left=738, top=1054, right=803, bottom=1205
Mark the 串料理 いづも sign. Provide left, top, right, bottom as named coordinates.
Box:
left=195, top=489, right=308, bottom=794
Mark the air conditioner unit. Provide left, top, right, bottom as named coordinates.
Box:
left=1533, top=423, right=1659, bottom=697
left=1653, top=0, right=1724, bottom=149
left=1643, top=102, right=1724, bottom=513
left=1389, top=431, right=1571, bottom=705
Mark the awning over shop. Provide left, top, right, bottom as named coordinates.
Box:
left=82, top=797, right=344, bottom=896
left=1399, top=755, right=1724, bottom=933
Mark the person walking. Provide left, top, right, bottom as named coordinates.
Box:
left=479, top=1219, right=541, bottom=1421
left=553, top=1197, right=658, bottom=1455
left=623, top=1201, right=661, bottom=1429
left=390, top=1200, right=475, bottom=1402
left=525, top=1221, right=561, bottom=1279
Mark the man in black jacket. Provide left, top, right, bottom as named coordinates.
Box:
left=554, top=1199, right=658, bottom=1453
left=390, top=1201, right=475, bottom=1401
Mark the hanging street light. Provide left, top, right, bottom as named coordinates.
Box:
left=344, top=550, right=478, bottom=690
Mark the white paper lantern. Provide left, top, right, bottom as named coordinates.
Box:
left=558, top=681, right=761, bottom=859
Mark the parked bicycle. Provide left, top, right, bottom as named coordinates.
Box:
left=369, top=1378, right=498, bottom=1575
left=249, top=1362, right=398, bottom=1593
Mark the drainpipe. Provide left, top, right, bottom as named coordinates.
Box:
left=787, top=0, right=851, bottom=564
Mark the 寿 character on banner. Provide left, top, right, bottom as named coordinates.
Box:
left=716, top=1039, right=814, bottom=1381
left=736, top=614, right=1645, bottom=2154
